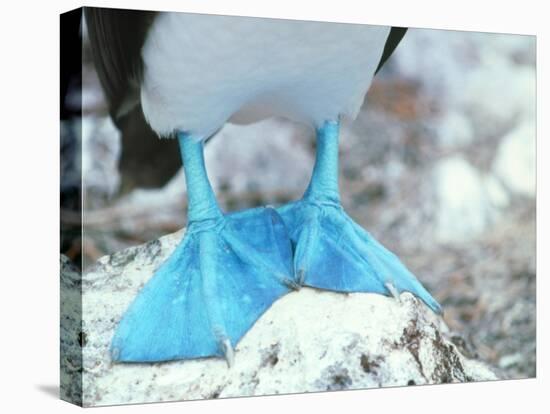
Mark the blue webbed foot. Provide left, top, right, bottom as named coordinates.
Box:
left=277, top=200, right=442, bottom=314
left=276, top=119, right=441, bottom=314
left=112, top=133, right=295, bottom=364
left=111, top=206, right=293, bottom=363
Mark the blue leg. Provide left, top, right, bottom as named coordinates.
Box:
left=277, top=120, right=442, bottom=314
left=111, top=134, right=293, bottom=363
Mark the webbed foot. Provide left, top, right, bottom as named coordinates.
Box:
left=277, top=199, right=442, bottom=313
left=111, top=206, right=293, bottom=363
left=111, top=133, right=294, bottom=363
left=277, top=119, right=442, bottom=314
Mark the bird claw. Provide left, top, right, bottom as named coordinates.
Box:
left=282, top=277, right=301, bottom=291
left=220, top=337, right=234, bottom=368
left=385, top=282, right=401, bottom=301
left=296, top=269, right=306, bottom=286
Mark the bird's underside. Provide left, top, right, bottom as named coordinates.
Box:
left=85, top=8, right=440, bottom=366
left=139, top=12, right=391, bottom=138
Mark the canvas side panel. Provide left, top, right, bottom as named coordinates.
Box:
left=60, top=7, right=83, bottom=407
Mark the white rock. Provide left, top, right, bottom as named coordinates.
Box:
left=432, top=156, right=498, bottom=242
left=436, top=111, right=475, bottom=149
left=498, top=353, right=523, bottom=369
left=61, top=231, right=497, bottom=407
left=493, top=122, right=536, bottom=197
left=459, top=65, right=535, bottom=131
left=81, top=116, right=122, bottom=206
left=60, top=256, right=83, bottom=406
left=483, top=174, right=510, bottom=210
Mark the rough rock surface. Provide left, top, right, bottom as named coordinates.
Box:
left=68, top=230, right=498, bottom=407
left=60, top=256, right=83, bottom=406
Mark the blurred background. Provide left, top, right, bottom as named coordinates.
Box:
left=61, top=24, right=535, bottom=380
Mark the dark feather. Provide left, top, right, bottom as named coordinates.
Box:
left=84, top=7, right=157, bottom=123
left=375, top=27, right=407, bottom=74
left=117, top=105, right=181, bottom=193
left=85, top=8, right=180, bottom=192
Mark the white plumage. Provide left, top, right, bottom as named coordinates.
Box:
left=140, top=13, right=390, bottom=139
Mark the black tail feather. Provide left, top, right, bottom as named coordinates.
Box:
left=376, top=27, right=407, bottom=74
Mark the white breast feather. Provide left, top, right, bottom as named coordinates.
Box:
left=140, top=13, right=390, bottom=139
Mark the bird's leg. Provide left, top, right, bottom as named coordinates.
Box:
left=277, top=120, right=442, bottom=314
left=111, top=133, right=294, bottom=364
